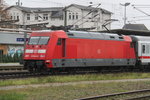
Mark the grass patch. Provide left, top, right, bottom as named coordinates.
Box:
left=1, top=81, right=150, bottom=100
left=1, top=72, right=150, bottom=86
left=0, top=92, right=26, bottom=100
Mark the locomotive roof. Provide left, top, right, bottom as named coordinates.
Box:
left=67, top=31, right=125, bottom=41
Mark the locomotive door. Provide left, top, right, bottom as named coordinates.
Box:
left=126, top=43, right=131, bottom=64
left=62, top=39, right=66, bottom=57
left=57, top=38, right=66, bottom=58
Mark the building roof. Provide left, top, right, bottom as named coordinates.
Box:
left=6, top=5, right=63, bottom=13
left=5, top=4, right=112, bottom=19
left=6, top=4, right=112, bottom=15
left=5, top=5, right=64, bottom=18
left=66, top=4, right=112, bottom=14
left=123, top=24, right=148, bottom=31
left=100, top=29, right=150, bottom=36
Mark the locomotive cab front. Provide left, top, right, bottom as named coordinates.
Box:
left=23, top=30, right=68, bottom=72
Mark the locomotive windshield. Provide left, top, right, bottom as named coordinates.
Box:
left=28, top=36, right=50, bottom=45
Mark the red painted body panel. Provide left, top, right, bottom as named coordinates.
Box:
left=53, top=38, right=136, bottom=59
left=24, top=31, right=136, bottom=69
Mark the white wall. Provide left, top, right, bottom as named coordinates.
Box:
left=6, top=6, right=111, bottom=31
left=7, top=7, right=24, bottom=25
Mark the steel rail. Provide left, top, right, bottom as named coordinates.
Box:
left=0, top=71, right=49, bottom=80
left=0, top=69, right=100, bottom=80
left=75, top=89, right=150, bottom=100
left=125, top=95, right=150, bottom=100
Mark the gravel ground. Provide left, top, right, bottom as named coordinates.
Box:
left=1, top=78, right=150, bottom=90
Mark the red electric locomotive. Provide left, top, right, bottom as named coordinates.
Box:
left=23, top=30, right=136, bottom=72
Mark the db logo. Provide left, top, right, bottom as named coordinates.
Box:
left=97, top=49, right=101, bottom=54
left=34, top=50, right=38, bottom=53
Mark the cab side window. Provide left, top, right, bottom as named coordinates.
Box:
left=57, top=38, right=62, bottom=45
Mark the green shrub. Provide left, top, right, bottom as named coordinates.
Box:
left=0, top=53, right=23, bottom=63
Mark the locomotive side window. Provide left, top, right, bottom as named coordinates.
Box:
left=57, top=38, right=62, bottom=45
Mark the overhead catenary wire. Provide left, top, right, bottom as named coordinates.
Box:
left=72, top=3, right=101, bottom=26
left=77, top=14, right=99, bottom=27
left=132, top=5, right=150, bottom=16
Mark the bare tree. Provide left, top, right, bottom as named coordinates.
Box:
left=0, top=0, right=10, bottom=21
left=0, top=0, right=15, bottom=28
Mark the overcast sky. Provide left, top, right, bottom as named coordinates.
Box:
left=5, top=0, right=150, bottom=29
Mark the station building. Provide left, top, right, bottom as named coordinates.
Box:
left=5, top=4, right=112, bottom=31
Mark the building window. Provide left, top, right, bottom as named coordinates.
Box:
left=27, top=14, right=30, bottom=20
left=35, top=14, right=39, bottom=20
left=17, top=16, right=19, bottom=20
left=76, top=13, right=78, bottom=19
left=69, top=13, right=71, bottom=20
left=75, top=25, right=79, bottom=28
left=72, top=13, right=75, bottom=20
left=14, top=16, right=16, bottom=20
left=43, top=14, right=48, bottom=20
left=11, top=16, right=13, bottom=19
left=16, top=13, right=19, bottom=20
left=59, top=17, right=63, bottom=20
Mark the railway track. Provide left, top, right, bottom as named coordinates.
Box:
left=0, top=64, right=148, bottom=80
left=126, top=95, right=150, bottom=100
left=0, top=71, right=53, bottom=79
left=0, top=68, right=147, bottom=80
left=0, top=67, right=100, bottom=80
left=0, top=64, right=48, bottom=79
left=76, top=89, right=150, bottom=100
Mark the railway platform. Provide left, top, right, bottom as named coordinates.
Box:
left=0, top=63, right=24, bottom=73
left=0, top=63, right=22, bottom=67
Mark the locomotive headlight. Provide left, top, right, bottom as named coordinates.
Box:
left=45, top=60, right=51, bottom=64
left=38, top=49, right=46, bottom=53
left=25, top=49, right=34, bottom=53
